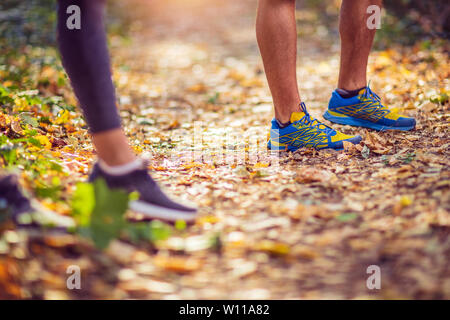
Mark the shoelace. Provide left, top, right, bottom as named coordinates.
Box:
left=296, top=102, right=334, bottom=135
left=361, top=85, right=388, bottom=112
left=362, top=85, right=381, bottom=101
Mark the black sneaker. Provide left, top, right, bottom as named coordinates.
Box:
left=88, top=161, right=197, bottom=223
left=0, top=174, right=75, bottom=230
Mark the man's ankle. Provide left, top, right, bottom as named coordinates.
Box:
left=275, top=118, right=291, bottom=128
left=98, top=158, right=143, bottom=175
left=274, top=103, right=302, bottom=124
left=336, top=86, right=365, bottom=98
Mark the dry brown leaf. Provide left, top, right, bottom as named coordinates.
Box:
left=295, top=167, right=332, bottom=183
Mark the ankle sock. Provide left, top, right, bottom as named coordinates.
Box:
left=276, top=119, right=291, bottom=128
left=336, top=87, right=365, bottom=99
left=98, top=158, right=144, bottom=176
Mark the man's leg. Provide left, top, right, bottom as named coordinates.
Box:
left=257, top=0, right=362, bottom=151
left=57, top=0, right=196, bottom=221
left=256, top=0, right=300, bottom=124
left=324, top=0, right=415, bottom=131
left=338, top=0, right=381, bottom=91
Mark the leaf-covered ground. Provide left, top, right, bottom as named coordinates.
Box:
left=0, top=0, right=449, bottom=299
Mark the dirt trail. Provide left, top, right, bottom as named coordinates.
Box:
left=106, top=0, right=449, bottom=299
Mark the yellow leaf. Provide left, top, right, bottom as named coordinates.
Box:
left=187, top=83, right=207, bottom=93
left=35, top=135, right=52, bottom=149
left=228, top=70, right=245, bottom=81
left=55, top=109, right=70, bottom=125
left=240, top=77, right=263, bottom=88
left=255, top=240, right=290, bottom=256
left=253, top=162, right=269, bottom=169
left=400, top=195, right=412, bottom=207
left=154, top=255, right=201, bottom=273
left=196, top=215, right=220, bottom=226
left=133, top=145, right=143, bottom=154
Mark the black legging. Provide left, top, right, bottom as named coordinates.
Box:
left=57, top=0, right=122, bottom=133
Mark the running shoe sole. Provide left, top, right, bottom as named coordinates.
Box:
left=323, top=111, right=415, bottom=131
left=267, top=136, right=362, bottom=151
left=129, top=200, right=197, bottom=223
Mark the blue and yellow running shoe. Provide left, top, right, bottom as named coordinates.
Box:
left=267, top=102, right=362, bottom=151
left=323, top=86, right=416, bottom=131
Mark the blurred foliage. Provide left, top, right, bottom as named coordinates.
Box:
left=0, top=0, right=140, bottom=48
left=384, top=0, right=449, bottom=38
left=297, top=0, right=449, bottom=48
left=107, top=0, right=150, bottom=38
left=376, top=0, right=449, bottom=48
left=0, top=0, right=57, bottom=47
left=72, top=179, right=173, bottom=249
left=0, top=0, right=447, bottom=50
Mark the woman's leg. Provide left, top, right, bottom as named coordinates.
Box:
left=56, top=0, right=196, bottom=221
left=57, top=0, right=135, bottom=166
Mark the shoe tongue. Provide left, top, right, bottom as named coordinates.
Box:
left=358, top=87, right=367, bottom=95
left=290, top=111, right=305, bottom=123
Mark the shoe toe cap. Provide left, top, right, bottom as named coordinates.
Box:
left=330, top=134, right=362, bottom=150
left=395, top=117, right=416, bottom=128
left=348, top=135, right=363, bottom=144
